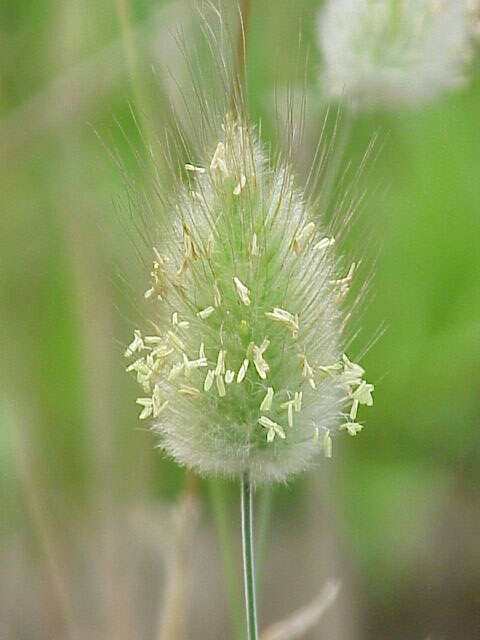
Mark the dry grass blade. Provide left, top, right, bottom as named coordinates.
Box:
left=260, top=580, right=341, bottom=640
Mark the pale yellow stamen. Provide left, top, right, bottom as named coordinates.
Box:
left=251, top=232, right=259, bottom=256
left=299, top=355, right=316, bottom=389
left=340, top=422, right=363, bottom=436
left=293, top=222, right=315, bottom=255
left=265, top=307, right=299, bottom=337
left=178, top=385, right=200, bottom=397
left=167, top=331, right=185, bottom=352
left=213, top=280, right=222, bottom=307
left=197, top=306, right=215, bottom=320
left=318, top=362, right=343, bottom=378
left=145, top=252, right=171, bottom=300
left=248, top=342, right=270, bottom=380
left=259, top=337, right=270, bottom=354
left=351, top=380, right=374, bottom=406
left=185, top=163, right=205, bottom=173
left=204, top=370, right=214, bottom=392
left=331, top=262, right=356, bottom=296
left=237, top=358, right=249, bottom=383
left=216, top=374, right=226, bottom=397
left=258, top=416, right=286, bottom=442
left=313, top=236, right=335, bottom=252
left=323, top=430, right=332, bottom=458
left=280, top=399, right=294, bottom=427
left=125, top=330, right=144, bottom=357
left=350, top=398, right=359, bottom=420
left=215, top=349, right=226, bottom=376
left=182, top=353, right=191, bottom=379
left=287, top=402, right=293, bottom=427
left=340, top=354, right=365, bottom=387
left=183, top=353, right=208, bottom=376
left=233, top=174, right=246, bottom=196
left=136, top=397, right=153, bottom=420
left=233, top=276, right=251, bottom=306
left=210, top=142, right=228, bottom=176
left=260, top=387, right=274, bottom=411
left=171, top=313, right=190, bottom=329
left=294, top=391, right=302, bottom=412
left=225, top=370, right=235, bottom=384
left=182, top=223, right=198, bottom=262
left=126, top=357, right=148, bottom=374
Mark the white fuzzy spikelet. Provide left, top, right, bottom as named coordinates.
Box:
left=125, top=115, right=374, bottom=483
left=318, top=0, right=478, bottom=108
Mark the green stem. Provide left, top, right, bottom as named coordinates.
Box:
left=241, top=472, right=258, bottom=640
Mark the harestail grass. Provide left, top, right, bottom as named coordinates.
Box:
left=318, top=0, right=480, bottom=109
left=120, top=4, right=375, bottom=638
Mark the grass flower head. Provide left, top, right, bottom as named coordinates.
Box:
left=318, top=0, right=478, bottom=108
left=124, top=13, right=374, bottom=483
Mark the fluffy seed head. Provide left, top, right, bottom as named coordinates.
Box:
left=318, top=0, right=478, bottom=109
left=124, top=111, right=375, bottom=483
left=123, top=11, right=375, bottom=483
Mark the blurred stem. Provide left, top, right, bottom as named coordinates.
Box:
left=11, top=415, right=77, bottom=640
left=255, top=484, right=273, bottom=591
left=114, top=0, right=155, bottom=146
left=241, top=472, right=258, bottom=640
left=208, top=479, right=244, bottom=640
left=156, top=470, right=198, bottom=640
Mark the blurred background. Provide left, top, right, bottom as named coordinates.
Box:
left=1, top=1, right=479, bottom=638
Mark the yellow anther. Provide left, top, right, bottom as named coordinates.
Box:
left=185, top=163, right=205, bottom=174
left=204, top=370, right=214, bottom=392
left=216, top=374, right=226, bottom=397
left=233, top=174, right=246, bottom=196
left=299, top=355, right=316, bottom=389
left=260, top=387, right=274, bottom=412
left=167, top=331, right=185, bottom=353
left=293, top=221, right=315, bottom=255
left=178, top=386, right=200, bottom=398
left=197, top=306, right=215, bottom=320
left=237, top=358, right=249, bottom=383
left=125, top=330, right=144, bottom=357
left=251, top=232, right=259, bottom=256
left=210, top=142, right=228, bottom=176
left=258, top=416, right=286, bottom=442
left=213, top=280, right=222, bottom=307
left=265, top=307, right=299, bottom=337
left=294, top=391, right=302, bottom=412
left=233, top=276, right=251, bottom=306
left=323, top=431, right=332, bottom=458
left=313, top=236, right=335, bottom=252
left=215, top=350, right=226, bottom=376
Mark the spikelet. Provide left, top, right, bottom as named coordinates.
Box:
left=123, top=11, right=374, bottom=483
left=318, top=0, right=478, bottom=109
